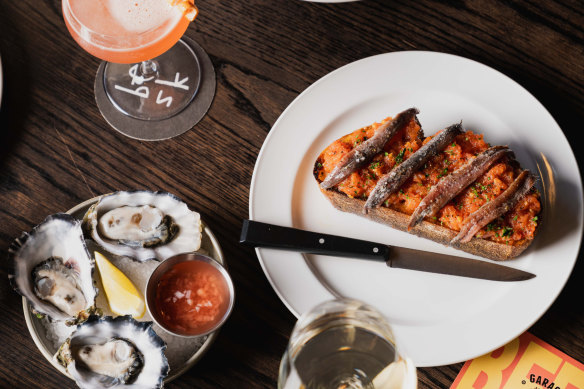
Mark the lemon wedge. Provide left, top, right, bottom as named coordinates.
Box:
left=94, top=251, right=145, bottom=319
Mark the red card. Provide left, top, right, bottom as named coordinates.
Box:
left=451, top=332, right=584, bottom=389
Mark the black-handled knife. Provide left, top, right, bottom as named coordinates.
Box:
left=240, top=219, right=536, bottom=282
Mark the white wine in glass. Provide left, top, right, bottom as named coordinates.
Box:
left=278, top=299, right=417, bottom=389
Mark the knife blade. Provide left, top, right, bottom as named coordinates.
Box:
left=240, top=219, right=535, bottom=282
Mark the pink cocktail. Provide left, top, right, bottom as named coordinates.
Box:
left=63, top=0, right=191, bottom=64
left=62, top=0, right=214, bottom=139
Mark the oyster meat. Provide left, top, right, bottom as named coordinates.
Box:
left=57, top=315, right=169, bottom=389
left=85, top=191, right=201, bottom=261
left=33, top=257, right=89, bottom=317
left=8, top=214, right=97, bottom=323
left=76, top=339, right=142, bottom=382
left=98, top=205, right=177, bottom=248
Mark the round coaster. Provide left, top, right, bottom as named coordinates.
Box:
left=103, top=40, right=201, bottom=121
left=95, top=37, right=216, bottom=141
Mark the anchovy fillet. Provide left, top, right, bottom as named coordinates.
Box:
left=407, top=146, right=511, bottom=230
left=451, top=170, right=536, bottom=244
left=320, top=107, right=419, bottom=189
left=364, top=122, right=463, bottom=212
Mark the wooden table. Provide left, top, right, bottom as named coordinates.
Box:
left=0, top=1, right=582, bottom=387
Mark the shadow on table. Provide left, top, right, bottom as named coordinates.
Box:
left=0, top=2, right=31, bottom=171
left=529, top=135, right=583, bottom=352
left=521, top=67, right=584, bottom=337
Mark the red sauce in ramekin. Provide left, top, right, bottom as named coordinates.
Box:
left=154, top=260, right=230, bottom=336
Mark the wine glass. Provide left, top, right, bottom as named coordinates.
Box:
left=62, top=0, right=215, bottom=140
left=278, top=299, right=417, bottom=389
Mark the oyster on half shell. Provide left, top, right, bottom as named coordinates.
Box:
left=84, top=191, right=201, bottom=262
left=8, top=214, right=97, bottom=324
left=57, top=315, right=169, bottom=389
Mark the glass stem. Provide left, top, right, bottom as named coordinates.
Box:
left=140, top=59, right=159, bottom=78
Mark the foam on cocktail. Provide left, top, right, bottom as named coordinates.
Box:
left=63, top=0, right=190, bottom=63
left=107, top=0, right=180, bottom=33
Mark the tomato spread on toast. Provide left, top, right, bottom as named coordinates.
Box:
left=314, top=108, right=541, bottom=260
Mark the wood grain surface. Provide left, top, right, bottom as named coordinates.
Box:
left=0, top=1, right=582, bottom=388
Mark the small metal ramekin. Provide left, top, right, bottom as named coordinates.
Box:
left=145, top=252, right=235, bottom=337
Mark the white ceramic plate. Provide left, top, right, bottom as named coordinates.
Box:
left=249, top=51, right=583, bottom=367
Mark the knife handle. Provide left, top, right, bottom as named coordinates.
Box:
left=240, top=220, right=389, bottom=262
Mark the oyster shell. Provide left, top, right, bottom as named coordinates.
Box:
left=84, top=191, right=201, bottom=262
left=57, top=315, right=169, bottom=389
left=8, top=214, right=97, bottom=324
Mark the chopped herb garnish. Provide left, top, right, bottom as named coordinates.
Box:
left=438, top=168, right=449, bottom=178
left=501, top=226, right=513, bottom=237
left=532, top=216, right=539, bottom=222
left=395, top=148, right=406, bottom=164
left=513, top=215, right=518, bottom=221
left=369, top=161, right=381, bottom=169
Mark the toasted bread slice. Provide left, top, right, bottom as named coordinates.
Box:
left=314, top=112, right=540, bottom=261
left=319, top=188, right=533, bottom=260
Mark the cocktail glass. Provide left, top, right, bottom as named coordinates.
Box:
left=62, top=0, right=212, bottom=135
